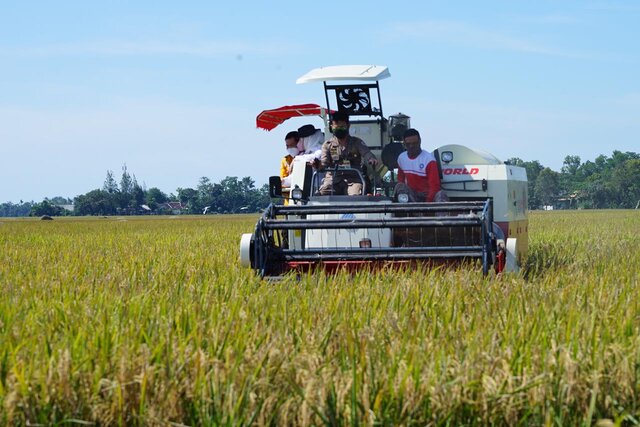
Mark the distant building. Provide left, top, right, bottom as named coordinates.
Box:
left=555, top=192, right=579, bottom=210
left=158, top=202, right=185, bottom=215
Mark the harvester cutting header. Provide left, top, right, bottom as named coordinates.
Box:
left=241, top=65, right=528, bottom=278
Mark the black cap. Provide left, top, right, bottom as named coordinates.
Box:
left=297, top=124, right=318, bottom=138
left=285, top=131, right=299, bottom=140
left=330, top=111, right=350, bottom=123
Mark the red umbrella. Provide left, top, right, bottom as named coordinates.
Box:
left=256, top=104, right=331, bottom=131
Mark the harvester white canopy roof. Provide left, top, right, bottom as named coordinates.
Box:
left=296, top=65, right=390, bottom=84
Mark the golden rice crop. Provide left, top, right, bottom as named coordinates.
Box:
left=0, top=211, right=638, bottom=426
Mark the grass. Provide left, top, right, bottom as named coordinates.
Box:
left=0, top=211, right=639, bottom=426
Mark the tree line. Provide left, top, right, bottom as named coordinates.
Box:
left=0, top=165, right=270, bottom=217
left=1, top=150, right=639, bottom=217
left=506, top=150, right=640, bottom=209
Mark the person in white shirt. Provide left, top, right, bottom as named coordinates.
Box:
left=395, top=128, right=446, bottom=202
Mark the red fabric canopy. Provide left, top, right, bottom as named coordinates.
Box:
left=256, top=103, right=330, bottom=131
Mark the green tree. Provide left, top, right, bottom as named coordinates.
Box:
left=581, top=180, right=609, bottom=209
left=250, top=183, right=271, bottom=211
left=574, top=151, right=640, bottom=208
left=103, top=170, right=118, bottom=193
left=559, top=155, right=582, bottom=206
left=112, top=165, right=135, bottom=212
left=130, top=182, right=145, bottom=212
left=0, top=201, right=33, bottom=217
left=176, top=187, right=200, bottom=214
left=74, top=190, right=117, bottom=215
left=561, top=155, right=581, bottom=176
left=120, top=164, right=133, bottom=195
left=535, top=168, right=561, bottom=208
left=217, top=177, right=246, bottom=213
left=608, top=159, right=640, bottom=208
left=145, top=187, right=168, bottom=211
left=48, top=196, right=72, bottom=205
left=196, top=177, right=219, bottom=212
left=30, top=200, right=67, bottom=217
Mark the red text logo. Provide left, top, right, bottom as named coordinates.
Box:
left=442, top=167, right=479, bottom=175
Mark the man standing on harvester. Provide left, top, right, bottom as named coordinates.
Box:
left=318, top=112, right=378, bottom=196
left=394, top=128, right=445, bottom=202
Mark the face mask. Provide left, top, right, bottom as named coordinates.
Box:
left=332, top=127, right=348, bottom=139
left=286, top=148, right=299, bottom=156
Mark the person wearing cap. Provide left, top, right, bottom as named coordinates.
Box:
left=394, top=128, right=446, bottom=202
left=295, top=124, right=324, bottom=164
left=318, top=112, right=378, bottom=196
left=280, top=131, right=300, bottom=188
left=282, top=125, right=322, bottom=192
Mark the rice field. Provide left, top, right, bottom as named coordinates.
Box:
left=0, top=210, right=639, bottom=426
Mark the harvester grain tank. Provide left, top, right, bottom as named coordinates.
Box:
left=240, top=65, right=528, bottom=278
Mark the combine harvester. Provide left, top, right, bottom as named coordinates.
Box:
left=240, top=65, right=528, bottom=278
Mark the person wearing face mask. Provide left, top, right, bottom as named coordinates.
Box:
left=281, top=131, right=299, bottom=189
left=295, top=124, right=324, bottom=163
left=318, top=112, right=378, bottom=196
left=394, top=128, right=446, bottom=202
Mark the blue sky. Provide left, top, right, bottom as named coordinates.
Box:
left=1, top=0, right=638, bottom=202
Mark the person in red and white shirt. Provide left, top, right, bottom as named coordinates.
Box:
left=394, top=128, right=446, bottom=202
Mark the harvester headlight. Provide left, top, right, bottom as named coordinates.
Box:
left=398, top=193, right=409, bottom=203
left=291, top=185, right=303, bottom=201
left=441, top=151, right=453, bottom=163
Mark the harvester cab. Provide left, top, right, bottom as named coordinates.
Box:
left=241, top=65, right=528, bottom=278
left=292, top=65, right=395, bottom=194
